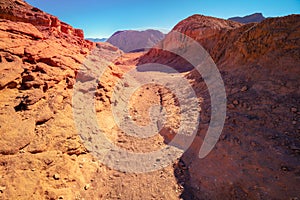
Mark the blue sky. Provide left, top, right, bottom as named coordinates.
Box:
left=26, top=0, right=300, bottom=38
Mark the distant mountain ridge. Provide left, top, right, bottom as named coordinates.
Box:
left=107, top=29, right=165, bottom=52
left=228, top=13, right=266, bottom=23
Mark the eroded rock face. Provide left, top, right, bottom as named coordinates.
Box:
left=0, top=0, right=92, bottom=46
left=0, top=1, right=120, bottom=199
left=211, top=15, right=300, bottom=69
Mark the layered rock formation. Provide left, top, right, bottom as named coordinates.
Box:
left=0, top=0, right=125, bottom=199
left=139, top=14, right=300, bottom=199
left=107, top=29, right=165, bottom=52
left=228, top=13, right=266, bottom=23
left=0, top=0, right=91, bottom=46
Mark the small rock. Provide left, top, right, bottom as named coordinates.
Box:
left=124, top=82, right=129, bottom=87
left=53, top=174, right=60, bottom=180
left=80, top=49, right=87, bottom=55
left=58, top=196, right=64, bottom=199
left=0, top=186, right=6, bottom=193
left=15, top=0, right=26, bottom=6
left=241, top=86, right=248, bottom=92
left=6, top=81, right=18, bottom=89
left=292, top=121, right=297, bottom=125
left=228, top=104, right=235, bottom=109
left=280, top=166, right=290, bottom=171
left=84, top=184, right=90, bottom=190
left=44, top=158, right=53, bottom=165
left=66, top=77, right=75, bottom=89
left=290, top=145, right=300, bottom=151
left=112, top=173, right=120, bottom=177
left=250, top=141, right=257, bottom=147
left=291, top=107, right=297, bottom=113
left=233, top=100, right=239, bottom=105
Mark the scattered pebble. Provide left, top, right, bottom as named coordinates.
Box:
left=241, top=86, right=248, bottom=92
left=53, top=174, right=60, bottom=180
left=233, top=100, right=239, bottom=105
left=0, top=186, right=6, bottom=193
left=228, top=104, right=235, bottom=109
left=84, top=184, right=90, bottom=190
left=290, top=145, right=300, bottom=151
left=112, top=173, right=120, bottom=177
left=291, top=107, right=297, bottom=113
left=15, top=0, right=26, bottom=6
left=250, top=141, right=258, bottom=147
left=280, top=166, right=290, bottom=171
left=19, top=149, right=25, bottom=154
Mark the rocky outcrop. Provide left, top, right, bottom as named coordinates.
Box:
left=107, top=29, right=165, bottom=52
left=210, top=15, right=300, bottom=69
left=0, top=0, right=92, bottom=48
left=171, top=14, right=241, bottom=40
left=0, top=0, right=124, bottom=199
left=138, top=15, right=242, bottom=72
left=228, top=13, right=266, bottom=23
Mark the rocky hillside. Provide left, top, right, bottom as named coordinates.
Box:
left=139, top=14, right=300, bottom=199
left=139, top=14, right=242, bottom=71
left=107, top=29, right=165, bottom=52
left=0, top=0, right=131, bottom=199
left=228, top=13, right=266, bottom=23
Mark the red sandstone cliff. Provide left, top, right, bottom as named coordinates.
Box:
left=0, top=0, right=92, bottom=48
